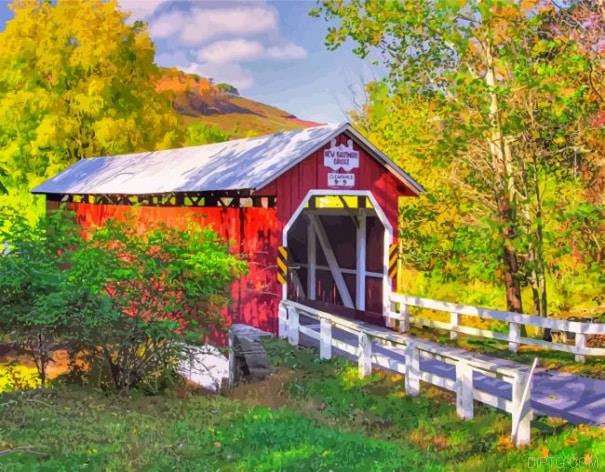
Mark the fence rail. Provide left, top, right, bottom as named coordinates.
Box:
left=388, top=294, right=605, bottom=362
left=279, top=299, right=536, bottom=447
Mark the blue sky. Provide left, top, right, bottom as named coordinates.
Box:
left=0, top=0, right=385, bottom=124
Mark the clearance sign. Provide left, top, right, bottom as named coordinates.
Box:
left=324, top=139, right=359, bottom=188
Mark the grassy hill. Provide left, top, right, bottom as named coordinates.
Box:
left=157, top=68, right=322, bottom=138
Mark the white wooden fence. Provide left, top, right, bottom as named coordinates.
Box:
left=388, top=294, right=605, bottom=363
left=279, top=300, right=537, bottom=447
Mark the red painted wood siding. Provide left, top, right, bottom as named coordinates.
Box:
left=67, top=203, right=280, bottom=335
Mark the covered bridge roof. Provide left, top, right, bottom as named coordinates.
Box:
left=32, top=123, right=423, bottom=196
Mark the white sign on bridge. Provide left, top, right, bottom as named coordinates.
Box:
left=328, top=173, right=355, bottom=187
left=324, top=138, right=360, bottom=171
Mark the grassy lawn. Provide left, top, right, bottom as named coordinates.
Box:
left=1, top=339, right=604, bottom=471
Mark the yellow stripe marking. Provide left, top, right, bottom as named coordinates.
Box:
left=276, top=272, right=287, bottom=285
left=278, top=246, right=287, bottom=259
left=277, top=257, right=288, bottom=274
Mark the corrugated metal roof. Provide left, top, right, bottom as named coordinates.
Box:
left=32, top=123, right=423, bottom=195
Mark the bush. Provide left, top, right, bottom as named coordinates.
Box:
left=0, top=210, right=246, bottom=392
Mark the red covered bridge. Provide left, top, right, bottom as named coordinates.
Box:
left=33, top=123, right=423, bottom=334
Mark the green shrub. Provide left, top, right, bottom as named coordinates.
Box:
left=0, top=210, right=246, bottom=392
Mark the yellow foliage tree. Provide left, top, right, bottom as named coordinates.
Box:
left=0, top=0, right=181, bottom=218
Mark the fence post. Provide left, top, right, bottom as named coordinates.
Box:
left=385, top=301, right=396, bottom=329
left=287, top=307, right=299, bottom=346
left=509, top=322, right=520, bottom=353
left=455, top=360, right=474, bottom=419
left=450, top=312, right=459, bottom=340
left=511, top=370, right=532, bottom=447
left=575, top=333, right=587, bottom=363
left=320, top=318, right=332, bottom=360
left=358, top=332, right=372, bottom=378
left=404, top=341, right=420, bottom=396
left=278, top=303, right=288, bottom=339
left=399, top=303, right=410, bottom=333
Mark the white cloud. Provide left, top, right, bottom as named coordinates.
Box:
left=197, top=39, right=306, bottom=64
left=119, top=0, right=167, bottom=20
left=197, top=40, right=265, bottom=64
left=266, top=43, right=308, bottom=61
left=148, top=11, right=188, bottom=39
left=184, top=62, right=254, bottom=90
left=149, top=5, right=279, bottom=46
left=145, top=2, right=306, bottom=91
left=155, top=50, right=189, bottom=68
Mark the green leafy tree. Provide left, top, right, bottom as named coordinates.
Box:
left=185, top=123, right=231, bottom=146
left=314, top=0, right=603, bottom=317
left=0, top=210, right=82, bottom=385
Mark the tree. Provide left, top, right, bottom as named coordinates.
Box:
left=313, top=0, right=602, bottom=316
left=185, top=123, right=231, bottom=146
left=0, top=0, right=181, bottom=219
left=216, top=83, right=240, bottom=96
left=0, top=209, right=82, bottom=386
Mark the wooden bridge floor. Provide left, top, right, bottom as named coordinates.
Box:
left=296, top=312, right=605, bottom=426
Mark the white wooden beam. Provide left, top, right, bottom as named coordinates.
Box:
left=455, top=360, right=474, bottom=419
left=306, top=213, right=354, bottom=308
left=383, top=226, right=392, bottom=318
left=296, top=262, right=382, bottom=278
left=355, top=212, right=367, bottom=310
left=307, top=223, right=316, bottom=301
left=287, top=306, right=299, bottom=346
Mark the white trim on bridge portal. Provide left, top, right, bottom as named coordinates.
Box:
left=281, top=189, right=394, bottom=314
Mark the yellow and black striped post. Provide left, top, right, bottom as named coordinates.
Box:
left=388, top=242, right=398, bottom=280
left=276, top=246, right=288, bottom=285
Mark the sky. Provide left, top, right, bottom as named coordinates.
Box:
left=0, top=0, right=386, bottom=124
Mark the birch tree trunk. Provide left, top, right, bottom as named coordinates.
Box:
left=484, top=40, right=524, bottom=313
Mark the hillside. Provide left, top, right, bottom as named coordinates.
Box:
left=156, top=68, right=322, bottom=137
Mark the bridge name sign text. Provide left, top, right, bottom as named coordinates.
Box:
left=324, top=139, right=359, bottom=187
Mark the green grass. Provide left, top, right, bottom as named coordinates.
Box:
left=1, top=339, right=604, bottom=471
left=262, top=339, right=605, bottom=471
left=0, top=387, right=434, bottom=471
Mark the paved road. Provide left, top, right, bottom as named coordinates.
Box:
left=296, top=315, right=605, bottom=425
